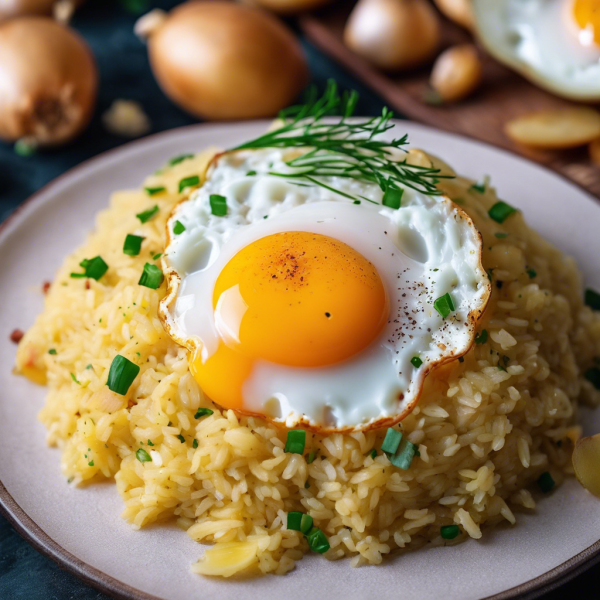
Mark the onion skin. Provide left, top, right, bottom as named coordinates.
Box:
left=0, top=0, right=84, bottom=21
left=344, top=0, right=440, bottom=72
left=241, top=0, right=335, bottom=14
left=0, top=17, right=97, bottom=145
left=146, top=1, right=309, bottom=121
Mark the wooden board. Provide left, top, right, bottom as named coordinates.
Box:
left=299, top=3, right=600, bottom=198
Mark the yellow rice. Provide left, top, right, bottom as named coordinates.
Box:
left=16, top=147, right=600, bottom=577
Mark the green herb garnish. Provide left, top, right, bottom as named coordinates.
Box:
left=381, top=428, right=402, bottom=454
left=193, top=439, right=198, bottom=449
left=178, top=175, right=200, bottom=193
left=153, top=253, right=162, bottom=260
left=136, top=448, right=151, bottom=463
left=382, top=186, right=403, bottom=210
left=369, top=449, right=377, bottom=459
left=440, top=525, right=460, bottom=540
left=434, top=293, right=455, bottom=318
left=527, top=268, right=537, bottom=279
left=136, top=205, right=159, bottom=223
left=306, top=527, right=330, bottom=554
left=229, top=81, right=446, bottom=205
left=285, top=430, right=306, bottom=454
left=48, top=349, right=57, bottom=355
left=209, top=194, right=228, bottom=216
left=138, top=263, right=164, bottom=289
left=107, top=355, right=140, bottom=395
left=70, top=256, right=108, bottom=281
left=194, top=408, right=214, bottom=419
left=144, top=186, right=166, bottom=196
left=173, top=220, right=186, bottom=235
left=177, top=434, right=185, bottom=443
left=169, top=153, right=194, bottom=166
left=306, top=451, right=316, bottom=464
left=123, top=234, right=144, bottom=256
left=495, top=232, right=508, bottom=239
left=489, top=201, right=517, bottom=223
left=585, top=289, right=600, bottom=310
left=475, top=329, right=488, bottom=345
left=469, top=180, right=486, bottom=194
left=537, top=471, right=555, bottom=493
left=411, top=356, right=423, bottom=368
left=389, top=438, right=417, bottom=470
left=70, top=373, right=81, bottom=385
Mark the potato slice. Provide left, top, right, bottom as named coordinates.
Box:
left=572, top=433, right=600, bottom=498
left=505, top=107, right=600, bottom=149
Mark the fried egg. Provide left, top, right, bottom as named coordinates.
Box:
left=473, top=0, right=600, bottom=100
left=159, top=148, right=490, bottom=432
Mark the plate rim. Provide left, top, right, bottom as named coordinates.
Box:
left=1, top=120, right=599, bottom=600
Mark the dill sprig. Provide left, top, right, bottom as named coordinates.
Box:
left=230, top=80, right=446, bottom=205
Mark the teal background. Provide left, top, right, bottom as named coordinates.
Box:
left=0, top=1, right=597, bottom=598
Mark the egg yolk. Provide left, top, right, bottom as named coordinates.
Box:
left=573, top=0, right=600, bottom=45
left=190, top=231, right=389, bottom=411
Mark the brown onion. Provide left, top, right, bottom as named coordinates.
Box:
left=241, top=0, right=335, bottom=14
left=429, top=44, right=482, bottom=103
left=0, top=0, right=84, bottom=23
left=0, top=17, right=97, bottom=146
left=139, top=1, right=309, bottom=121
left=344, top=0, right=440, bottom=71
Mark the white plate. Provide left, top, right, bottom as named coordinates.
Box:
left=1, top=122, right=599, bottom=600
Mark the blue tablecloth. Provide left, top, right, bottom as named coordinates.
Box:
left=0, top=2, right=597, bottom=598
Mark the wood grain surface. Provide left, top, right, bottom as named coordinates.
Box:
left=300, top=3, right=600, bottom=198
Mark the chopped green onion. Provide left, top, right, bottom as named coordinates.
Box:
left=440, top=525, right=460, bottom=540
left=285, top=430, right=306, bottom=454
left=381, top=428, right=402, bottom=455
left=526, top=268, right=537, bottom=279
left=123, top=234, right=144, bottom=256
left=494, top=232, right=508, bottom=239
left=246, top=170, right=257, bottom=176
left=193, top=439, right=198, bottom=449
left=107, top=355, right=140, bottom=395
left=138, top=263, right=164, bottom=289
left=537, top=471, right=555, bottom=493
left=88, top=460, right=94, bottom=467
left=173, top=220, right=186, bottom=235
left=488, top=201, right=517, bottom=223
left=369, top=449, right=377, bottom=459
left=194, top=408, right=214, bottom=419
left=144, top=186, right=166, bottom=196
left=177, top=434, right=185, bottom=443
left=411, top=356, right=423, bottom=368
left=209, top=194, right=228, bottom=216
left=70, top=373, right=81, bottom=385
left=300, top=514, right=313, bottom=534
left=382, top=186, right=403, bottom=209
left=70, top=256, right=108, bottom=281
left=178, top=175, right=200, bottom=193
left=48, top=348, right=57, bottom=355
left=469, top=181, right=486, bottom=194
left=153, top=253, right=162, bottom=260
left=136, top=205, right=159, bottom=223
left=434, top=292, right=455, bottom=318
left=169, top=153, right=194, bottom=166
left=585, top=367, right=600, bottom=389
left=287, top=511, right=303, bottom=531
left=306, top=527, right=330, bottom=554
left=585, top=289, right=600, bottom=311
left=306, top=451, right=316, bottom=464
left=147, top=439, right=154, bottom=446
left=389, top=438, right=417, bottom=470
left=475, top=329, right=488, bottom=345
left=136, top=448, right=151, bottom=463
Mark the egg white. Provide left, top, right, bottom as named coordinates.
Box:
left=160, top=148, right=490, bottom=431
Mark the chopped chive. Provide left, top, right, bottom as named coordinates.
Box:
left=194, top=408, right=214, bottom=419
left=434, top=293, right=455, bottom=318
left=169, top=153, right=194, bottom=166
left=441, top=524, right=460, bottom=540
left=306, top=527, right=330, bottom=554
left=209, top=194, right=228, bottom=216
left=192, top=439, right=198, bottom=449
left=173, top=220, right=186, bottom=235
left=70, top=373, right=81, bottom=385
left=306, top=451, right=316, bottom=464
left=144, top=186, right=166, bottom=196
left=300, top=514, right=313, bottom=534
left=381, top=428, right=402, bottom=455
left=136, top=205, right=159, bottom=223
left=136, top=448, right=151, bottom=463
left=88, top=460, right=94, bottom=467
left=585, top=289, right=600, bottom=310
left=152, top=253, right=162, bottom=260
left=138, top=263, right=164, bottom=289
left=495, top=232, right=508, bottom=239
left=70, top=256, right=108, bottom=281
left=177, top=434, right=185, bottom=443
left=246, top=170, right=257, bottom=176
left=411, top=356, right=423, bottom=368
left=382, top=186, right=403, bottom=209
left=285, top=430, right=306, bottom=454
left=48, top=348, right=57, bottom=355
left=123, top=234, right=144, bottom=256
left=178, top=175, right=200, bottom=193
left=469, top=181, right=486, bottom=194
left=353, top=200, right=361, bottom=205
left=86, top=364, right=93, bottom=370
left=526, top=268, right=537, bottom=279
left=488, top=201, right=517, bottom=223
left=107, top=355, right=140, bottom=395
left=287, top=511, right=303, bottom=531
left=585, top=367, right=600, bottom=389
left=147, top=439, right=154, bottom=446
left=369, top=449, right=377, bottom=459
left=389, top=438, right=418, bottom=470
left=475, top=329, right=488, bottom=345
left=537, top=471, right=555, bottom=493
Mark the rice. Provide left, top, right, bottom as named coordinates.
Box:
left=15, top=147, right=600, bottom=578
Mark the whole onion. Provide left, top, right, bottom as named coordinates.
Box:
left=0, top=17, right=97, bottom=146
left=139, top=1, right=309, bottom=121
left=0, top=0, right=84, bottom=22
left=241, top=0, right=335, bottom=14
